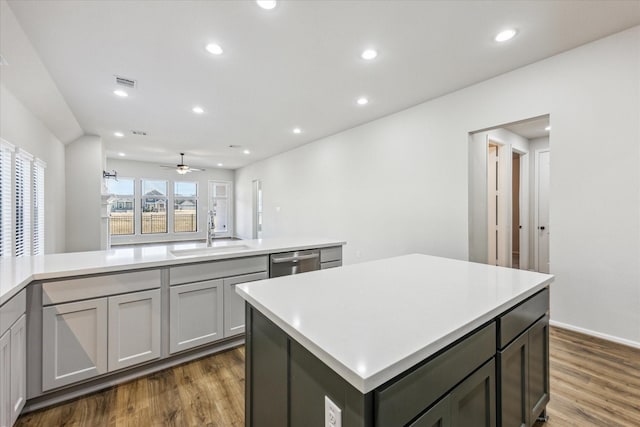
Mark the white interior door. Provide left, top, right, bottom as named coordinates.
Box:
left=488, top=145, right=499, bottom=266
left=536, top=150, right=550, bottom=273
left=518, top=152, right=529, bottom=270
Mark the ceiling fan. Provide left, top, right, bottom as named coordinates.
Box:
left=160, top=153, right=205, bottom=175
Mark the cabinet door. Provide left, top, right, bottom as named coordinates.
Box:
left=0, top=331, right=10, bottom=427
left=410, top=396, right=451, bottom=427
left=451, top=359, right=496, bottom=427
left=10, top=315, right=26, bottom=425
left=169, top=280, right=224, bottom=354
left=498, top=331, right=528, bottom=427
left=43, top=298, right=108, bottom=391
left=528, top=315, right=549, bottom=423
left=223, top=272, right=267, bottom=338
left=108, top=289, right=161, bottom=371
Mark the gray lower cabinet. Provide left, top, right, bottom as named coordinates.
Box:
left=43, top=289, right=162, bottom=391
left=169, top=280, right=224, bottom=354
left=42, top=298, right=108, bottom=391
left=1, top=290, right=27, bottom=427
left=498, top=315, right=549, bottom=427
left=450, top=359, right=496, bottom=427
left=9, top=315, right=26, bottom=426
left=223, top=272, right=268, bottom=338
left=0, top=329, right=11, bottom=427
left=410, top=396, right=450, bottom=427
left=108, top=289, right=161, bottom=371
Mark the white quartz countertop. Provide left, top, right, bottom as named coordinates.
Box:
left=0, top=237, right=345, bottom=305
left=236, top=253, right=553, bottom=394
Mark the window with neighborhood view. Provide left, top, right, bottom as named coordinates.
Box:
left=174, top=181, right=197, bottom=233
left=108, top=178, right=135, bottom=235
left=141, top=179, right=167, bottom=234
left=209, top=181, right=231, bottom=238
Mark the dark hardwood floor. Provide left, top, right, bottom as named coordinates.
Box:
left=16, top=327, right=640, bottom=426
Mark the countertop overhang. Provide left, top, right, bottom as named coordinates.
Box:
left=236, top=253, right=554, bottom=393
left=0, top=237, right=345, bottom=305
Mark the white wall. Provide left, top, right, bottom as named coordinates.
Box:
left=65, top=135, right=103, bottom=252
left=106, top=158, right=235, bottom=244
left=0, top=84, right=66, bottom=254
left=235, top=27, right=640, bottom=346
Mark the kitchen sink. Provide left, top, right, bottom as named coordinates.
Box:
left=170, top=244, right=253, bottom=257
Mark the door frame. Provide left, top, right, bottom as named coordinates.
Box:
left=487, top=139, right=510, bottom=267
left=511, top=148, right=529, bottom=270
left=534, top=149, right=550, bottom=272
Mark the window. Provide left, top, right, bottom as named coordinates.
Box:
left=252, top=180, right=263, bottom=239
left=32, top=159, right=46, bottom=255
left=15, top=149, right=33, bottom=257
left=174, top=181, right=197, bottom=233
left=0, top=140, right=14, bottom=257
left=141, top=180, right=167, bottom=234
left=108, top=178, right=135, bottom=235
left=210, top=181, right=231, bottom=237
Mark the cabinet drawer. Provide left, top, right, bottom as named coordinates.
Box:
left=320, top=260, right=342, bottom=270
left=0, top=290, right=26, bottom=336
left=375, top=322, right=496, bottom=427
left=498, top=288, right=549, bottom=349
left=42, top=269, right=161, bottom=305
left=169, top=256, right=268, bottom=285
left=320, top=246, right=342, bottom=263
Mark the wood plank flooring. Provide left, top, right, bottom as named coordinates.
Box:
left=17, top=327, right=640, bottom=426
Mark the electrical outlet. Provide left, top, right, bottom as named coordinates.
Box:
left=325, top=396, right=342, bottom=427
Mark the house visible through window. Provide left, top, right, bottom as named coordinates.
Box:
left=15, top=149, right=33, bottom=257
left=174, top=181, right=197, bottom=233
left=108, top=178, right=135, bottom=235
left=142, top=179, right=167, bottom=234
left=32, top=159, right=46, bottom=255
left=0, top=140, right=14, bottom=258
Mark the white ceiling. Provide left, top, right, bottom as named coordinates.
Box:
left=4, top=0, right=640, bottom=169
left=503, top=116, right=550, bottom=140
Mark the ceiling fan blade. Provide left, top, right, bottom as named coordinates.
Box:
left=189, top=167, right=205, bottom=172
left=160, top=165, right=176, bottom=168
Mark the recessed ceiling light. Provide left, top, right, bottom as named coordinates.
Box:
left=356, top=97, right=369, bottom=106
left=495, top=29, right=517, bottom=42
left=293, top=127, right=302, bottom=134
left=192, top=106, right=204, bottom=114
left=205, top=43, right=223, bottom=55
left=361, top=49, right=378, bottom=60
left=114, top=131, right=124, bottom=138
left=113, top=89, right=128, bottom=98
left=243, top=149, right=251, bottom=155
left=545, top=126, right=551, bottom=131
left=217, top=163, right=223, bottom=167
left=256, top=0, right=277, bottom=10
left=118, top=152, right=126, bottom=157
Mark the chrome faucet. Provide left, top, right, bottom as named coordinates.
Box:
left=206, top=210, right=215, bottom=247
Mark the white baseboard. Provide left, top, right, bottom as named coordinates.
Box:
left=550, top=320, right=640, bottom=350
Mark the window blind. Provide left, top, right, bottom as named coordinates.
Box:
left=15, top=149, right=33, bottom=257
left=33, top=159, right=46, bottom=255
left=0, top=140, right=14, bottom=258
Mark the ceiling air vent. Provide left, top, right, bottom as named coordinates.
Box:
left=115, top=75, right=137, bottom=89
left=132, top=130, right=147, bottom=136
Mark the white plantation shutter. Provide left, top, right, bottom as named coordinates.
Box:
left=0, top=140, right=14, bottom=258
left=15, top=149, right=33, bottom=257
left=33, top=159, right=46, bottom=255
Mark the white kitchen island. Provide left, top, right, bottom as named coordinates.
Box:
left=237, top=254, right=554, bottom=427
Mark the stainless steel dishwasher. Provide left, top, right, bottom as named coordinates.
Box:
left=269, top=249, right=320, bottom=278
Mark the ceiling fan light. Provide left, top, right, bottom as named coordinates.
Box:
left=177, top=168, right=189, bottom=175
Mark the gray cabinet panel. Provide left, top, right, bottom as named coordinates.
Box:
left=169, top=256, right=268, bottom=285
left=9, top=315, right=26, bottom=425
left=42, top=298, right=108, bottom=391
left=0, top=290, right=25, bottom=337
left=320, top=246, right=342, bottom=263
left=169, top=280, right=224, bottom=354
left=498, top=289, right=548, bottom=348
left=223, top=272, right=267, bottom=338
left=375, top=323, right=495, bottom=427
left=108, top=289, right=161, bottom=371
left=450, top=359, right=496, bottom=427
left=42, top=270, right=160, bottom=305
left=528, top=315, right=549, bottom=423
left=0, top=331, right=10, bottom=427
left=498, top=330, right=528, bottom=427
left=321, top=260, right=342, bottom=270
left=410, top=396, right=450, bottom=427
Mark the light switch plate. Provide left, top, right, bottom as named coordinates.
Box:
left=325, top=396, right=342, bottom=427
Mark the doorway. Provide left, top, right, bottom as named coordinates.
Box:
left=468, top=115, right=550, bottom=272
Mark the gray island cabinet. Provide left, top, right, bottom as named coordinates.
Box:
left=238, top=254, right=553, bottom=427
